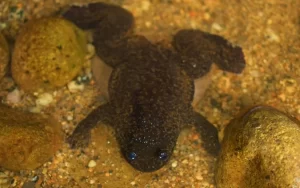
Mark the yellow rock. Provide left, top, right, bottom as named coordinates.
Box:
left=0, top=105, right=63, bottom=171
left=0, top=33, right=9, bottom=80
left=216, top=106, right=300, bottom=188
left=12, top=17, right=87, bottom=92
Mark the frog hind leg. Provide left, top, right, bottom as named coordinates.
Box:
left=62, top=2, right=134, bottom=68
left=67, top=103, right=114, bottom=149
left=193, top=112, right=221, bottom=156
left=172, top=29, right=245, bottom=79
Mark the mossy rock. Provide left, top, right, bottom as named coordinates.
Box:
left=0, top=33, right=9, bottom=80
left=0, top=104, right=63, bottom=171
left=216, top=106, right=300, bottom=188
left=12, top=17, right=87, bottom=92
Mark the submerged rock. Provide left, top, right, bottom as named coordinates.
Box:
left=12, top=17, right=87, bottom=92
left=0, top=33, right=9, bottom=80
left=0, top=105, right=63, bottom=171
left=216, top=106, right=300, bottom=188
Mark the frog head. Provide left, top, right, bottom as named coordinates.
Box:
left=117, top=104, right=180, bottom=172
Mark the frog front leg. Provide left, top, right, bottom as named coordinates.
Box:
left=172, top=29, right=246, bottom=79
left=68, top=103, right=114, bottom=148
left=172, top=29, right=243, bottom=156
left=62, top=2, right=134, bottom=68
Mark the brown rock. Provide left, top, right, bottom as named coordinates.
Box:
left=216, top=106, right=300, bottom=188
left=12, top=17, right=87, bottom=92
left=0, top=104, right=63, bottom=171
left=0, top=33, right=9, bottom=80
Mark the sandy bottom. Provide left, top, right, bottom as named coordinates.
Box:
left=0, top=0, right=299, bottom=187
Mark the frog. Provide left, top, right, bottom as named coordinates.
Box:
left=62, top=2, right=246, bottom=172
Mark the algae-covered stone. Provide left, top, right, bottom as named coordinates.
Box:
left=12, top=17, right=87, bottom=92
left=0, top=33, right=9, bottom=80
left=0, top=104, right=63, bottom=171
left=216, top=106, right=300, bottom=188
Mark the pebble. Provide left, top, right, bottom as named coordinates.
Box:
left=141, top=1, right=150, bottom=11
left=182, top=159, right=188, bottom=164
left=250, top=70, right=260, bottom=77
left=66, top=115, right=73, bottom=121
left=6, top=88, right=21, bottom=104
left=195, top=173, right=203, bottom=181
left=171, top=161, right=178, bottom=168
left=278, top=93, right=286, bottom=102
left=145, top=21, right=151, bottom=28
left=67, top=81, right=85, bottom=93
left=29, top=106, right=41, bottom=113
left=130, top=181, right=136, bottom=186
left=266, top=28, right=280, bottom=42
left=0, top=172, right=9, bottom=187
left=36, top=92, right=53, bottom=106
left=89, top=179, right=95, bottom=184
left=212, top=22, right=223, bottom=31
left=88, top=160, right=97, bottom=168
left=42, top=168, right=48, bottom=175
left=286, top=86, right=295, bottom=93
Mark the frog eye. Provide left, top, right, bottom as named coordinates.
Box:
left=127, top=152, right=137, bottom=160
left=158, top=151, right=168, bottom=161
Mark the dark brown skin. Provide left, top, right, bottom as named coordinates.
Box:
left=63, top=3, right=246, bottom=172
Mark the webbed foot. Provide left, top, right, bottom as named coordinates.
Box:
left=67, top=103, right=113, bottom=149
left=62, top=3, right=133, bottom=31
left=62, top=2, right=134, bottom=68
left=194, top=112, right=220, bottom=156
left=173, top=29, right=245, bottom=79
left=68, top=124, right=91, bottom=148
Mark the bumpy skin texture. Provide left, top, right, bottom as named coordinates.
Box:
left=216, top=106, right=300, bottom=188
left=12, top=17, right=87, bottom=92
left=63, top=3, right=246, bottom=172
left=0, top=105, right=62, bottom=171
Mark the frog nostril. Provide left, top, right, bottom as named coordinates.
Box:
left=127, top=152, right=137, bottom=160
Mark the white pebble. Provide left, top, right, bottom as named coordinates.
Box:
left=195, top=173, right=203, bottom=181
left=212, top=22, right=223, bottom=31
left=171, top=161, right=178, bottom=168
left=67, top=81, right=84, bottom=93
left=88, top=160, right=97, bottom=168
left=130, top=181, right=136, bottom=186
left=66, top=115, right=73, bottom=121
left=36, top=93, right=53, bottom=106
left=89, top=179, right=96, bottom=184
left=6, top=88, right=21, bottom=104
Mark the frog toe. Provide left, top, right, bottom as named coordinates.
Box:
left=173, top=29, right=245, bottom=79
left=67, top=129, right=91, bottom=149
